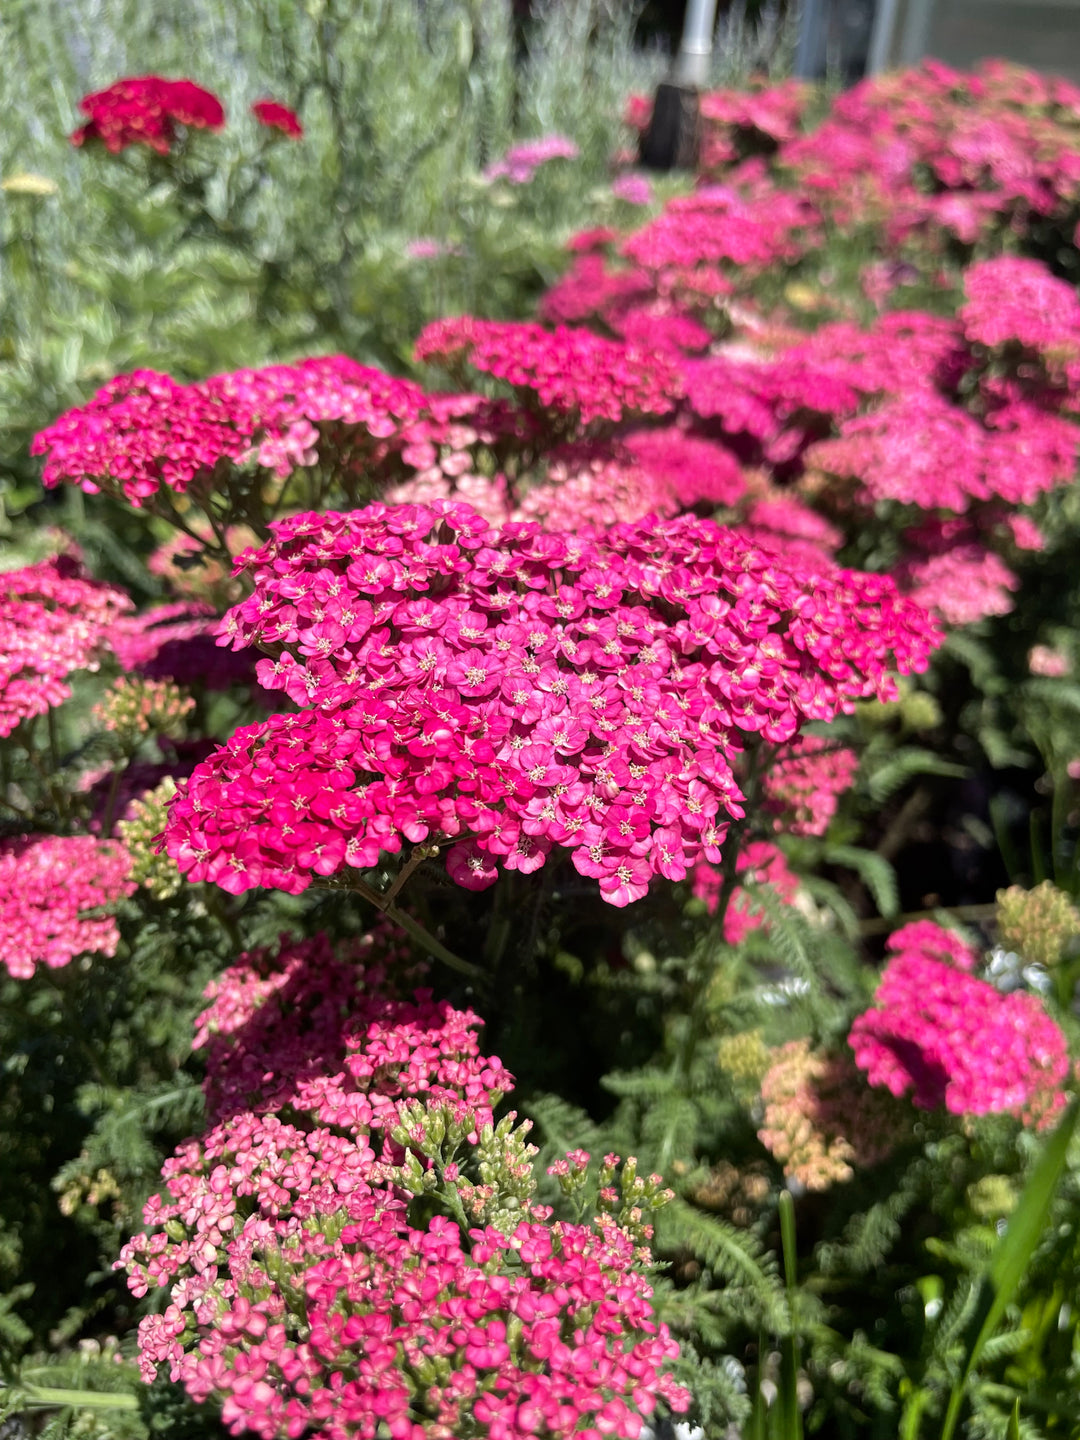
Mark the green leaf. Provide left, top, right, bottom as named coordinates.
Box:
left=823, top=844, right=899, bottom=918
left=866, top=748, right=966, bottom=805
left=940, top=1099, right=1080, bottom=1440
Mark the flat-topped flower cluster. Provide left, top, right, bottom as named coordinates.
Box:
left=71, top=76, right=225, bottom=152
left=162, top=500, right=938, bottom=904
left=119, top=932, right=689, bottom=1439
left=0, top=555, right=131, bottom=736
left=850, top=921, right=1070, bottom=1126
left=0, top=835, right=134, bottom=979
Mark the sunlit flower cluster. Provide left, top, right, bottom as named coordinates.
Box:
left=119, top=934, right=689, bottom=1439
left=414, top=318, right=682, bottom=425
left=758, top=1039, right=903, bottom=1190
left=162, top=500, right=938, bottom=904
left=32, top=357, right=430, bottom=506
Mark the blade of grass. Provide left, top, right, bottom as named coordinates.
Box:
left=1006, top=1397, right=1021, bottom=1440
left=747, top=1331, right=768, bottom=1440
left=940, top=1100, right=1078, bottom=1440
left=778, top=1191, right=803, bottom=1440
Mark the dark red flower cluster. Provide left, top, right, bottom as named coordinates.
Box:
left=119, top=933, right=690, bottom=1439
left=71, top=76, right=224, bottom=153
left=162, top=500, right=939, bottom=905
left=251, top=100, right=303, bottom=139
left=0, top=556, right=131, bottom=736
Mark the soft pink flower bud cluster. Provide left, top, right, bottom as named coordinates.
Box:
left=0, top=835, right=134, bottom=979
left=1028, top=644, right=1070, bottom=678
left=119, top=934, right=690, bottom=1439
left=94, top=676, right=194, bottom=745
left=902, top=546, right=1020, bottom=626
left=0, top=556, right=131, bottom=736
left=849, top=921, right=1070, bottom=1125
left=163, top=500, right=939, bottom=905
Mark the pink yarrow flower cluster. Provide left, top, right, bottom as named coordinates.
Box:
left=849, top=921, right=1070, bottom=1125
left=193, top=927, right=498, bottom=1132
left=0, top=555, right=131, bottom=736
left=119, top=934, right=689, bottom=1439
left=414, top=318, right=682, bottom=426
left=71, top=76, right=225, bottom=152
left=483, top=134, right=579, bottom=184
left=31, top=357, right=431, bottom=507
left=692, top=840, right=801, bottom=945
left=0, top=835, right=134, bottom=979
left=761, top=734, right=859, bottom=836
left=163, top=501, right=940, bottom=906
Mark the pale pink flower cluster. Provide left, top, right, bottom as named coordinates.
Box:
left=960, top=256, right=1080, bottom=357
left=0, top=835, right=134, bottom=979
left=1028, top=644, right=1070, bottom=678
left=163, top=501, right=939, bottom=905
left=611, top=173, right=653, bottom=206
left=758, top=1040, right=902, bottom=1189
left=513, top=429, right=744, bottom=531
left=807, top=390, right=1079, bottom=513
left=118, top=934, right=690, bottom=1439
left=483, top=134, right=579, bottom=184
left=849, top=921, right=1070, bottom=1125
left=761, top=734, right=859, bottom=836
left=0, top=556, right=131, bottom=736
left=902, top=546, right=1019, bottom=625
